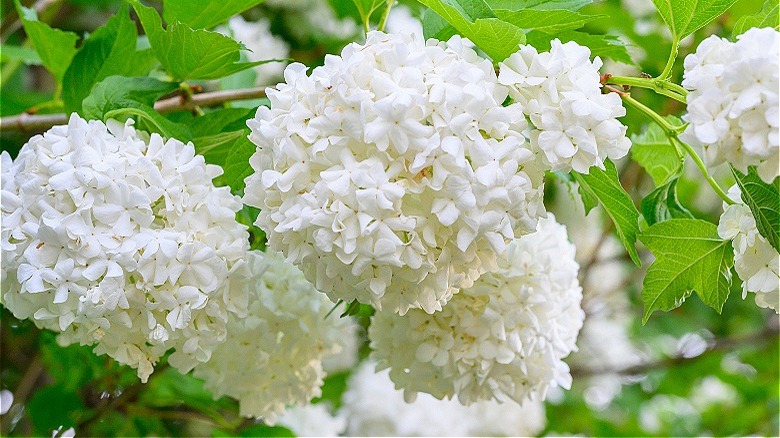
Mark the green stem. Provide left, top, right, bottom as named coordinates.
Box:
left=621, top=93, right=734, bottom=205
left=607, top=75, right=687, bottom=103
left=673, top=137, right=735, bottom=205
left=377, top=0, right=396, bottom=32
left=658, top=38, right=679, bottom=80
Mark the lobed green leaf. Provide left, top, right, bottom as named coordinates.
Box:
left=62, top=4, right=154, bottom=113
left=640, top=218, right=733, bottom=322
left=732, top=0, right=779, bottom=37
left=650, top=0, right=739, bottom=40
left=130, top=0, right=273, bottom=81
left=15, top=0, right=79, bottom=83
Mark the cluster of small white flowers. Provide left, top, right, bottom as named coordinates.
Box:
left=277, top=404, right=346, bottom=437
left=220, top=16, right=290, bottom=86
left=340, top=361, right=547, bottom=437
left=499, top=40, right=631, bottom=173
left=0, top=115, right=248, bottom=382
left=681, top=27, right=780, bottom=183
left=244, top=31, right=546, bottom=315
left=192, top=250, right=355, bottom=424
left=717, top=186, right=779, bottom=313
left=368, top=216, right=584, bottom=404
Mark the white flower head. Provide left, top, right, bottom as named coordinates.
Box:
left=718, top=185, right=779, bottom=312
left=244, top=30, right=546, bottom=315
left=192, top=250, right=356, bottom=424
left=0, top=115, right=249, bottom=382
left=499, top=39, right=631, bottom=173
left=681, top=28, right=780, bottom=183
left=368, top=215, right=584, bottom=404
left=340, top=361, right=547, bottom=437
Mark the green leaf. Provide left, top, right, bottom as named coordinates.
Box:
left=130, top=0, right=271, bottom=81
left=0, top=44, right=42, bottom=65
left=641, top=174, right=694, bottom=226
left=218, top=134, right=256, bottom=192
left=640, top=218, right=734, bottom=322
left=82, top=76, right=179, bottom=120
left=525, top=30, right=634, bottom=64
left=163, top=0, right=265, bottom=29
left=417, top=0, right=526, bottom=62
left=630, top=119, right=684, bottom=186
left=733, top=0, right=779, bottom=37
left=493, top=9, right=599, bottom=33
left=573, top=159, right=641, bottom=265
left=731, top=167, right=780, bottom=253
left=486, top=0, right=591, bottom=10
left=106, top=105, right=192, bottom=141
left=62, top=4, right=152, bottom=113
left=15, top=0, right=79, bottom=83
left=422, top=8, right=458, bottom=40
left=650, top=0, right=739, bottom=40
left=186, top=107, right=254, bottom=137
left=192, top=130, right=246, bottom=165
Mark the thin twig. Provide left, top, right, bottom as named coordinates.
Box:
left=0, top=87, right=267, bottom=134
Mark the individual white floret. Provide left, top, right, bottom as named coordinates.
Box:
left=717, top=185, right=779, bottom=313
left=340, top=361, right=546, bottom=437
left=191, top=250, right=355, bottom=424
left=681, top=28, right=780, bottom=183
left=499, top=39, right=631, bottom=173
left=368, top=215, right=584, bottom=404
left=277, top=403, right=346, bottom=437
left=0, top=115, right=249, bottom=382
left=244, top=31, right=546, bottom=315
left=219, top=16, right=290, bottom=86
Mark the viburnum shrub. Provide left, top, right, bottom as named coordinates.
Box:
left=0, top=0, right=777, bottom=436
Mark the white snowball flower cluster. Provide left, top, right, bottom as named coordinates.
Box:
left=717, top=186, right=779, bottom=313
left=369, top=215, right=584, bottom=404
left=681, top=27, right=780, bottom=183
left=192, top=250, right=355, bottom=424
left=244, top=31, right=546, bottom=315
left=340, top=361, right=546, bottom=437
left=277, top=404, right=346, bottom=437
left=0, top=115, right=248, bottom=382
left=498, top=39, right=631, bottom=173
left=219, top=16, right=290, bottom=86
